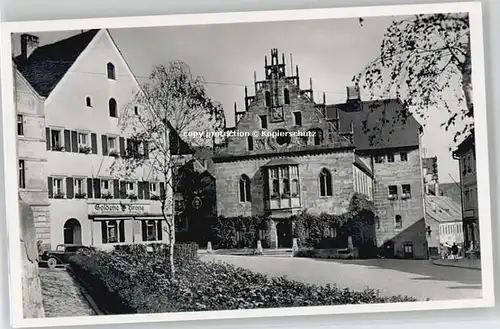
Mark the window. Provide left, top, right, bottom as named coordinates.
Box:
left=107, top=62, right=116, bottom=80
left=51, top=129, right=62, bottom=150
left=18, top=160, right=25, bottom=189
left=126, top=182, right=135, bottom=195
left=107, top=220, right=118, bottom=243
left=402, top=184, right=411, bottom=199
left=395, top=215, right=402, bottom=229
left=265, top=91, right=271, bottom=107
left=142, top=220, right=162, bottom=241
left=86, top=97, right=92, bottom=107
left=328, top=226, right=337, bottom=238
left=282, top=178, right=290, bottom=197
left=313, top=129, right=323, bottom=146
left=53, top=178, right=64, bottom=198
left=134, top=106, right=139, bottom=116
left=375, top=155, right=385, bottom=163
left=78, top=132, right=88, bottom=146
left=387, top=153, right=395, bottom=163
left=319, top=168, right=333, bottom=197
left=293, top=112, right=302, bottom=126
left=150, top=182, right=158, bottom=196
left=400, top=152, right=408, bottom=161
left=375, top=216, right=380, bottom=229
left=388, top=185, right=398, bottom=199
left=146, top=220, right=157, bottom=241
left=109, top=98, right=117, bottom=118
left=247, top=136, right=254, bottom=151
left=101, top=179, right=110, bottom=194
left=74, top=178, right=86, bottom=198
left=291, top=179, right=299, bottom=197
left=284, top=88, right=290, bottom=104
left=259, top=115, right=268, bottom=129
left=239, top=175, right=251, bottom=202
left=464, top=190, right=470, bottom=209
left=17, top=115, right=24, bottom=136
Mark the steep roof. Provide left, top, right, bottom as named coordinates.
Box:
left=425, top=195, right=462, bottom=223
left=14, top=29, right=100, bottom=97
left=326, top=99, right=421, bottom=151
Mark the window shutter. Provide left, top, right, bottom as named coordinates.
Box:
left=113, top=179, right=120, bottom=198
left=71, top=131, right=78, bottom=152
left=126, top=139, right=132, bottom=156
left=119, top=137, right=125, bottom=157
left=144, top=182, right=150, bottom=200
left=101, top=221, right=108, bottom=244
left=160, top=182, right=165, bottom=198
left=66, top=177, right=74, bottom=199
left=46, top=128, right=51, bottom=150
left=138, top=181, right=144, bottom=200
left=143, top=141, right=149, bottom=159
left=119, top=220, right=125, bottom=242
left=157, top=220, right=163, bottom=241
left=93, top=178, right=101, bottom=198
left=87, top=178, right=93, bottom=198
left=91, top=133, right=98, bottom=154
left=47, top=177, right=53, bottom=198
left=141, top=221, right=147, bottom=242
left=120, top=181, right=126, bottom=198
left=64, top=130, right=71, bottom=152
left=102, top=135, right=108, bottom=155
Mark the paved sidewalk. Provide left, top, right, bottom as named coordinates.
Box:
left=432, top=258, right=481, bottom=270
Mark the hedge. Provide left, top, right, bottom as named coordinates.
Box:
left=210, top=193, right=378, bottom=256
left=69, top=246, right=418, bottom=314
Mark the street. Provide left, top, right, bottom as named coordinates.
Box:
left=200, top=254, right=482, bottom=301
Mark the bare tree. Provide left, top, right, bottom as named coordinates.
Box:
left=354, top=13, right=472, bottom=147
left=110, top=61, right=225, bottom=278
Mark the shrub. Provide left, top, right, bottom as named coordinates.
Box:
left=69, top=246, right=417, bottom=314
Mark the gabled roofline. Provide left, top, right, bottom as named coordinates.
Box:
left=13, top=66, right=46, bottom=102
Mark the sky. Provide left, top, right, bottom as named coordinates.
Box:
left=12, top=15, right=466, bottom=183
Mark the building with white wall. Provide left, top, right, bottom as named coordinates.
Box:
left=14, top=30, right=178, bottom=250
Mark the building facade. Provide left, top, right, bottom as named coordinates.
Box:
left=15, top=30, right=175, bottom=250
left=453, top=131, right=479, bottom=249
left=214, top=49, right=427, bottom=259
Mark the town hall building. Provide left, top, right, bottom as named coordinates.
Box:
left=213, top=48, right=428, bottom=259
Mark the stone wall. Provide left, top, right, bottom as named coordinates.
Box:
left=19, top=197, right=45, bottom=318
left=215, top=150, right=355, bottom=218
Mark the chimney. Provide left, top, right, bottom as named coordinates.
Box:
left=20, top=34, right=39, bottom=60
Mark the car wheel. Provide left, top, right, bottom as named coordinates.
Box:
left=47, top=257, right=58, bottom=269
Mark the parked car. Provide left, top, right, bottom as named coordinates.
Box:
left=39, top=244, right=89, bottom=269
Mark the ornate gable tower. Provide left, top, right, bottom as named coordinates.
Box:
left=214, top=49, right=359, bottom=249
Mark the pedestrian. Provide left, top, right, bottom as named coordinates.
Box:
left=451, top=242, right=459, bottom=261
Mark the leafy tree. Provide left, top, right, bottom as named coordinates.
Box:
left=111, top=61, right=225, bottom=278
left=354, top=13, right=472, bottom=145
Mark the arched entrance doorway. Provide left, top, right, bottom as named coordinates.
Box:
left=276, top=221, right=293, bottom=248
left=63, top=218, right=82, bottom=245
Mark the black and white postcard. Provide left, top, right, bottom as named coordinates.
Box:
left=0, top=2, right=494, bottom=328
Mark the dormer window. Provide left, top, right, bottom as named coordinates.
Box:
left=107, top=62, right=116, bottom=80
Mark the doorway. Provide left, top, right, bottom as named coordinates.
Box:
left=276, top=221, right=292, bottom=248
left=63, top=218, right=82, bottom=245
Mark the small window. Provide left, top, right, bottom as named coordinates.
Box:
left=282, top=178, right=290, bottom=197
left=259, top=115, right=268, bottom=129
left=108, top=137, right=116, bottom=152
left=400, top=152, right=408, bottom=161
left=134, top=106, right=139, bottom=116
left=291, top=179, right=299, bottom=197
left=247, top=136, right=254, bottom=151
left=78, top=133, right=88, bottom=146
left=150, top=182, right=158, bottom=195
left=265, top=91, right=271, bottom=107
left=101, top=180, right=110, bottom=193
left=375, top=155, right=385, bottom=163
left=284, top=88, right=290, bottom=104
left=387, top=153, right=395, bottom=163
left=395, top=215, right=402, bottom=229
left=107, top=62, right=116, bottom=80
left=18, top=160, right=25, bottom=189
left=86, top=97, right=92, bottom=107
left=51, top=129, right=63, bottom=151
left=293, top=112, right=302, bottom=126
left=107, top=220, right=118, bottom=243
left=319, top=168, right=333, bottom=197
left=313, top=129, right=323, bottom=146
left=53, top=178, right=64, bottom=198
left=109, top=98, right=118, bottom=118
left=126, top=182, right=135, bottom=194
left=402, top=184, right=411, bottom=199
left=239, top=175, right=251, bottom=202
left=146, top=220, right=157, bottom=241
left=388, top=185, right=398, bottom=199
left=17, top=115, right=24, bottom=136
